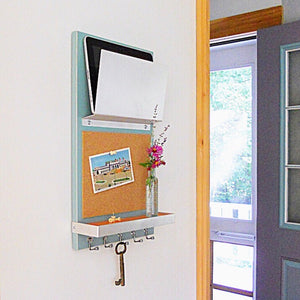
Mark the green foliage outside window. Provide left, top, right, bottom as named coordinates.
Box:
left=210, top=67, right=252, bottom=205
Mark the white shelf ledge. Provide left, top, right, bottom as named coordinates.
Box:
left=83, top=113, right=162, bottom=124
left=72, top=212, right=175, bottom=238
left=82, top=117, right=151, bottom=131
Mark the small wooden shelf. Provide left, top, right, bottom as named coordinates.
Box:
left=72, top=212, right=175, bottom=238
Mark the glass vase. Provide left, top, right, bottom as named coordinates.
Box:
left=146, top=172, right=158, bottom=217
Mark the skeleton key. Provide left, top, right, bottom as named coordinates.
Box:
left=115, top=241, right=127, bottom=286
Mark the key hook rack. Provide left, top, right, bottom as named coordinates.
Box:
left=86, top=228, right=154, bottom=251
left=72, top=212, right=175, bottom=250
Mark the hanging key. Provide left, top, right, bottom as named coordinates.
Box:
left=115, top=241, right=127, bottom=286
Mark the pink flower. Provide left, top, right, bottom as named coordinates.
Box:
left=147, top=144, right=163, bottom=158
left=140, top=124, right=169, bottom=176
left=151, top=159, right=166, bottom=169
left=151, top=160, right=161, bottom=169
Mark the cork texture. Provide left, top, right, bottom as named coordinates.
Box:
left=82, top=131, right=150, bottom=218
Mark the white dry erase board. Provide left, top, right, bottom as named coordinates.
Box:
left=95, top=50, right=167, bottom=122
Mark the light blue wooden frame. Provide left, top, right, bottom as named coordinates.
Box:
left=71, top=31, right=153, bottom=250
left=279, top=42, right=300, bottom=230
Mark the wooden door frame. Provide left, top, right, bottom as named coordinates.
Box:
left=196, top=1, right=210, bottom=299
left=196, top=4, right=283, bottom=300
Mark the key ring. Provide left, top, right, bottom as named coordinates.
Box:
left=115, top=241, right=127, bottom=255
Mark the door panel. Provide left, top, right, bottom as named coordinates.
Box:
left=282, top=259, right=300, bottom=300
left=257, top=20, right=300, bottom=299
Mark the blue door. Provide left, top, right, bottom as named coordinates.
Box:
left=257, top=20, right=300, bottom=300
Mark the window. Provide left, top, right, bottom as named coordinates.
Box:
left=212, top=242, right=254, bottom=299
left=280, top=44, right=300, bottom=229
left=210, top=66, right=252, bottom=221
left=210, top=36, right=257, bottom=299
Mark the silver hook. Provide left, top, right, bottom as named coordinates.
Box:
left=103, top=236, right=113, bottom=248
left=131, top=231, right=143, bottom=243
left=144, top=228, right=155, bottom=240
left=118, top=233, right=123, bottom=241
left=87, top=237, right=99, bottom=251
left=118, top=233, right=129, bottom=245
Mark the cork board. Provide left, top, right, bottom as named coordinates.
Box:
left=82, top=131, right=150, bottom=218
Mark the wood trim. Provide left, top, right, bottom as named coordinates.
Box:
left=212, top=284, right=253, bottom=297
left=210, top=5, right=283, bottom=39
left=196, top=0, right=210, bottom=299
left=210, top=241, right=214, bottom=299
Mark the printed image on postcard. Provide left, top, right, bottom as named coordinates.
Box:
left=89, top=147, right=134, bottom=193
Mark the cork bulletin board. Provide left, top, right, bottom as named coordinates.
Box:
left=82, top=131, right=150, bottom=218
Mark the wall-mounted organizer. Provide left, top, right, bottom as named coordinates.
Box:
left=71, top=31, right=175, bottom=254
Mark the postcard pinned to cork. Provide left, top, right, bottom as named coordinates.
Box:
left=89, top=147, right=134, bottom=194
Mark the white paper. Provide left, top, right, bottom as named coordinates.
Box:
left=95, top=50, right=167, bottom=121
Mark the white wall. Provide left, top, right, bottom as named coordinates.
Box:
left=0, top=1, right=196, bottom=299
left=282, top=0, right=300, bottom=23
